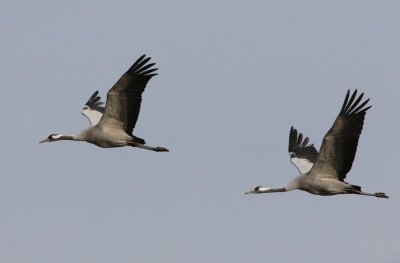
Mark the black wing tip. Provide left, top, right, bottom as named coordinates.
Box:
left=288, top=126, right=297, bottom=151
left=288, top=126, right=318, bottom=161
left=128, top=54, right=158, bottom=77
left=288, top=126, right=310, bottom=150
left=84, top=90, right=105, bottom=112
left=340, top=89, right=371, bottom=116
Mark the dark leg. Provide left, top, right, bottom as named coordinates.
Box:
left=346, top=189, right=389, bottom=199
left=128, top=142, right=169, bottom=152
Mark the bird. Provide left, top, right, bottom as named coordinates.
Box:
left=40, top=54, right=169, bottom=152
left=245, top=90, right=388, bottom=198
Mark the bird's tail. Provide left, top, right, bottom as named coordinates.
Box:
left=132, top=135, right=145, bottom=144
left=350, top=184, right=362, bottom=191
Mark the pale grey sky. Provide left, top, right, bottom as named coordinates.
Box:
left=1, top=1, right=399, bottom=262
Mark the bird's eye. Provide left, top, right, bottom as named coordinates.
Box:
left=255, top=186, right=260, bottom=191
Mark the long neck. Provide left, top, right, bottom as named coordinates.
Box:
left=264, top=187, right=287, bottom=193
left=254, top=187, right=287, bottom=194
left=285, top=176, right=303, bottom=192
left=57, top=135, right=75, bottom=141
left=40, top=134, right=77, bottom=144
left=50, top=134, right=76, bottom=142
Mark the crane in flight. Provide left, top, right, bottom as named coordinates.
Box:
left=40, top=55, right=169, bottom=152
left=245, top=90, right=388, bottom=199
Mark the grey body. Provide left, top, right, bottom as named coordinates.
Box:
left=246, top=90, right=388, bottom=199
left=40, top=55, right=168, bottom=152
left=74, top=126, right=131, bottom=148
left=286, top=175, right=356, bottom=196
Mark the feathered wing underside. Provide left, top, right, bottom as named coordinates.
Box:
left=288, top=126, right=319, bottom=174
left=82, top=109, right=103, bottom=126
left=82, top=91, right=105, bottom=126
left=310, top=90, right=371, bottom=181
left=97, top=55, right=158, bottom=137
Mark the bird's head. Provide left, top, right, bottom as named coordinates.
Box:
left=39, top=133, right=63, bottom=143
left=244, top=186, right=271, bottom=194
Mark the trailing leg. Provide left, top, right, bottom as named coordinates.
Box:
left=128, top=142, right=169, bottom=152
left=346, top=189, right=389, bottom=199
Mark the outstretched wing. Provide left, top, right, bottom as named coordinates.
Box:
left=288, top=126, right=318, bottom=174
left=310, top=90, right=371, bottom=181
left=97, top=55, right=158, bottom=135
left=81, top=90, right=105, bottom=126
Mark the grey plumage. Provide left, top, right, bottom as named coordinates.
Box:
left=40, top=55, right=169, bottom=152
left=245, top=90, right=388, bottom=199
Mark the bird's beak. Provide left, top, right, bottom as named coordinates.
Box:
left=39, top=137, right=50, bottom=144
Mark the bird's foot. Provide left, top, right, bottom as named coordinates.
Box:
left=155, top=147, right=169, bottom=152
left=374, top=192, right=389, bottom=199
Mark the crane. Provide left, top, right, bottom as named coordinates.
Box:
left=245, top=90, right=388, bottom=198
left=40, top=55, right=169, bottom=152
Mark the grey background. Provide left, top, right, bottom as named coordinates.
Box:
left=1, top=1, right=398, bottom=262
